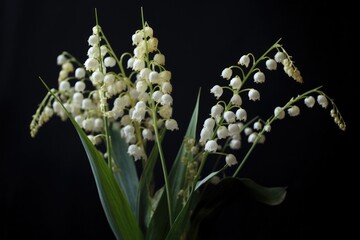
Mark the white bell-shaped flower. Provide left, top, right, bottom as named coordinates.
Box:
left=205, top=140, right=218, bottom=152
left=230, top=93, right=242, bottom=106
left=158, top=105, right=173, bottom=119
left=248, top=132, right=258, bottom=143
left=253, top=121, right=262, bottom=130
left=162, top=82, right=172, bottom=94
left=264, top=124, right=271, bottom=132
left=59, top=81, right=70, bottom=92
left=200, top=127, right=212, bottom=143
left=217, top=126, right=229, bottom=139
left=225, top=154, right=238, bottom=166
left=104, top=57, right=116, bottom=67
left=210, top=85, right=223, bottom=99
left=57, top=54, right=67, bottom=65
left=248, top=89, right=260, bottom=101
left=223, top=111, right=236, bottom=123
left=238, top=55, right=250, bottom=68
left=228, top=124, right=240, bottom=136
left=274, top=106, right=285, bottom=119
left=154, top=53, right=165, bottom=65
left=75, top=68, right=86, bottom=79
left=288, top=105, right=300, bottom=117
left=304, top=96, right=315, bottom=108
left=266, top=59, right=277, bottom=70
left=254, top=71, right=265, bottom=84
left=160, top=94, right=173, bottom=106
left=203, top=118, right=215, bottom=130
left=165, top=119, right=179, bottom=131
left=274, top=51, right=286, bottom=63
left=236, top=108, right=247, bottom=121
left=152, top=91, right=163, bottom=103
left=229, top=76, right=242, bottom=90
left=74, top=81, right=86, bottom=92
left=221, top=68, right=232, bottom=80
left=88, top=35, right=100, bottom=46
left=84, top=58, right=99, bottom=71
left=317, top=95, right=328, bottom=108
left=142, top=129, right=154, bottom=140
left=210, top=104, right=224, bottom=118
left=133, top=59, right=145, bottom=71
left=229, top=139, right=241, bottom=150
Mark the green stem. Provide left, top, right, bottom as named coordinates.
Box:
left=152, top=108, right=173, bottom=226
left=193, top=152, right=209, bottom=184
left=139, top=6, right=173, bottom=226
left=241, top=39, right=282, bottom=87
left=233, top=86, right=323, bottom=177
left=99, top=90, right=113, bottom=168
left=232, top=139, right=259, bottom=177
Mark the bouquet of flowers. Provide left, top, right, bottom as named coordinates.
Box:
left=30, top=8, right=346, bottom=240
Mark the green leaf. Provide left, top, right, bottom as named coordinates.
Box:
left=137, top=127, right=166, bottom=233
left=150, top=187, right=164, bottom=218
left=165, top=191, right=200, bottom=240
left=238, top=178, right=287, bottom=206
left=78, top=131, right=142, bottom=240
left=195, top=169, right=222, bottom=191
left=110, top=125, right=139, bottom=218
left=169, top=89, right=201, bottom=216
left=187, top=177, right=287, bottom=238
left=145, top=191, right=170, bottom=240
left=146, top=90, right=201, bottom=239
left=42, top=80, right=143, bottom=240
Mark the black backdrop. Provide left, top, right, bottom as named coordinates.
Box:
left=0, top=0, right=355, bottom=239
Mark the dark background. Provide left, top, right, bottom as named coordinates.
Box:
left=0, top=0, right=355, bottom=239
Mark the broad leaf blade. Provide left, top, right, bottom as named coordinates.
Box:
left=43, top=81, right=143, bottom=240
left=145, top=191, right=169, bottom=240
left=110, top=126, right=139, bottom=218
left=78, top=134, right=142, bottom=240
left=165, top=191, right=200, bottom=240
left=239, top=178, right=287, bottom=206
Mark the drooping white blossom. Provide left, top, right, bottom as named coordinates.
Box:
left=304, top=96, right=315, bottom=108
left=230, top=93, right=242, bottom=106
left=221, top=68, right=232, bottom=80
left=266, top=59, right=277, bottom=70
left=217, top=126, right=229, bottom=139
left=274, top=51, right=286, bottom=63
left=205, top=140, right=218, bottom=152
left=225, top=154, right=238, bottom=166
left=104, top=57, right=116, bottom=67
left=75, top=68, right=86, bottom=79
left=203, top=118, right=215, bottom=130
left=236, top=108, right=247, bottom=121
left=288, top=105, right=300, bottom=117
left=274, top=106, right=285, bottom=119
left=210, top=85, right=223, bottom=99
left=223, top=111, right=236, bottom=123
left=317, top=95, right=328, bottom=108
left=229, top=76, right=242, bottom=90
left=254, top=71, right=265, bottom=84
left=165, top=119, right=179, bottom=131
left=210, top=104, right=224, bottom=118
left=238, top=55, right=250, bottom=68
left=248, top=89, right=260, bottom=101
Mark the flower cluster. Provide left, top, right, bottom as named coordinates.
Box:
left=31, top=19, right=178, bottom=162
left=186, top=40, right=346, bottom=178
